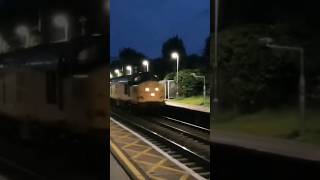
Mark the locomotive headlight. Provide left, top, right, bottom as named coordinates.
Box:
left=145, top=87, right=150, bottom=92
left=150, top=93, right=155, bottom=97
left=155, top=87, right=159, bottom=91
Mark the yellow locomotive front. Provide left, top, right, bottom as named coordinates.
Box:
left=129, top=73, right=165, bottom=106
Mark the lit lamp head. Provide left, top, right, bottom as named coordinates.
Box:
left=114, top=69, right=120, bottom=76
left=171, top=52, right=179, bottom=59
left=126, top=65, right=132, bottom=71
left=126, top=65, right=132, bottom=75
left=142, top=60, right=148, bottom=66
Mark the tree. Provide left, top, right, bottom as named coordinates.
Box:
left=161, top=36, right=187, bottom=74
left=165, top=69, right=204, bottom=97
left=218, top=24, right=299, bottom=112
left=118, top=47, right=146, bottom=72
left=202, top=36, right=210, bottom=62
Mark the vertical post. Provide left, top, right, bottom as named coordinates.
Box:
left=164, top=80, right=167, bottom=100
left=176, top=56, right=179, bottom=97
left=210, top=0, right=220, bottom=141
left=299, top=48, right=305, bottom=136
left=168, top=80, right=171, bottom=99
left=214, top=0, right=219, bottom=106
left=38, top=9, right=42, bottom=33
left=203, top=76, right=206, bottom=106
left=65, top=23, right=69, bottom=41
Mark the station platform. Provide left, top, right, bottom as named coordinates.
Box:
left=165, top=100, right=210, bottom=113
left=110, top=117, right=204, bottom=180
left=213, top=129, right=320, bottom=162
left=110, top=153, right=131, bottom=180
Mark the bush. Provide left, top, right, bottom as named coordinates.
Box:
left=165, top=69, right=205, bottom=97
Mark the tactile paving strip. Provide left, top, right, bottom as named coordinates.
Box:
left=110, top=118, right=201, bottom=180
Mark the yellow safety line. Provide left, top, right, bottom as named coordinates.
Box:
left=155, top=165, right=187, bottom=173
left=179, top=174, right=190, bottom=180
left=110, top=140, right=146, bottom=180
left=134, top=159, right=187, bottom=174
left=122, top=139, right=141, bottom=148
left=147, top=159, right=167, bottom=173
left=149, top=175, right=166, bottom=180
left=132, top=147, right=152, bottom=159
left=117, top=134, right=132, bottom=139
left=144, top=152, right=164, bottom=159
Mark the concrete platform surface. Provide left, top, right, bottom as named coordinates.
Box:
left=110, top=153, right=131, bottom=180
left=110, top=118, right=205, bottom=180
left=165, top=100, right=210, bottom=113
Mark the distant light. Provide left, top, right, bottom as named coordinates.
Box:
left=54, top=14, right=68, bottom=27
left=16, top=25, right=29, bottom=36
left=114, top=69, right=120, bottom=76
left=171, top=52, right=179, bottom=59
left=126, top=65, right=132, bottom=70
left=145, top=87, right=150, bottom=92
left=150, top=93, right=155, bottom=97
left=155, top=87, right=159, bottom=91
left=142, top=60, right=149, bottom=66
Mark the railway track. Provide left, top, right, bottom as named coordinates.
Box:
left=152, top=116, right=210, bottom=143
left=111, top=110, right=211, bottom=179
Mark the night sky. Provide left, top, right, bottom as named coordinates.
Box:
left=110, top=0, right=210, bottom=58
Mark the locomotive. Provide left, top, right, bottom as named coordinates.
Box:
left=0, top=34, right=108, bottom=138
left=110, top=72, right=165, bottom=110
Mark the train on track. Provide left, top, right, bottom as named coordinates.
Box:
left=0, top=34, right=108, bottom=138
left=110, top=72, right=165, bottom=110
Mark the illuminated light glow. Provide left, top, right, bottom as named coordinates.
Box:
left=126, top=65, right=132, bottom=70
left=142, top=60, right=149, bottom=72
left=145, top=87, right=150, bottom=92
left=53, top=14, right=69, bottom=42
left=150, top=93, right=155, bottom=97
left=155, top=87, right=159, bottom=91
left=16, top=25, right=29, bottom=36
left=171, top=52, right=179, bottom=59
left=54, top=14, right=68, bottom=27
left=114, top=69, right=120, bottom=76
left=142, top=60, right=148, bottom=66
left=126, top=65, right=132, bottom=75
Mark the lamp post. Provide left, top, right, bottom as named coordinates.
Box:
left=54, top=14, right=69, bottom=42
left=171, top=52, right=179, bottom=97
left=114, top=69, right=120, bottom=77
left=259, top=37, right=306, bottom=135
left=16, top=25, right=30, bottom=48
left=142, top=60, right=149, bottom=72
left=192, top=73, right=206, bottom=106
left=126, top=65, right=132, bottom=75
